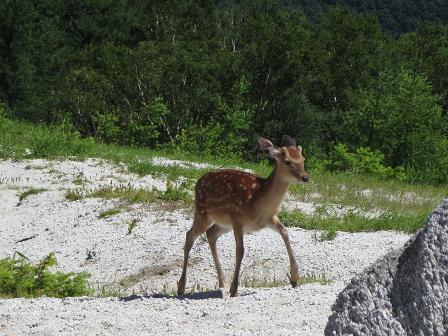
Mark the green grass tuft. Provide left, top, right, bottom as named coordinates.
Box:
left=160, top=180, right=192, bottom=203
left=318, top=229, right=337, bottom=241
left=65, top=189, right=83, bottom=201
left=0, top=252, right=92, bottom=298
left=88, top=186, right=159, bottom=204
left=18, top=188, right=46, bottom=202
left=127, top=218, right=139, bottom=235
left=85, top=181, right=193, bottom=205
left=98, top=207, right=122, bottom=219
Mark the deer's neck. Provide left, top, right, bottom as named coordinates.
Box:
left=261, top=164, right=290, bottom=212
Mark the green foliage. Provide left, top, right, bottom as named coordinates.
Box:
left=127, top=98, right=170, bottom=147
left=176, top=121, right=226, bottom=156
left=328, top=144, right=407, bottom=180
left=161, top=180, right=192, bottom=203
left=176, top=77, right=255, bottom=158
left=93, top=112, right=121, bottom=144
left=0, top=113, right=94, bottom=159
left=0, top=252, right=92, bottom=298
left=318, top=229, right=337, bottom=242
left=343, top=69, right=446, bottom=183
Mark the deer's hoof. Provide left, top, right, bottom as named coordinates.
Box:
left=288, top=272, right=300, bottom=288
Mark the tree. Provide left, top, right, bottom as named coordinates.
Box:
left=344, top=68, right=447, bottom=183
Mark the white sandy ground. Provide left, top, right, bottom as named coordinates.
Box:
left=0, top=158, right=411, bottom=335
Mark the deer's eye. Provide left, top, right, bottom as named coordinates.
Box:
left=285, top=160, right=292, bottom=166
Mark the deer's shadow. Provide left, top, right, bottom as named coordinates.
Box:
left=119, top=289, right=225, bottom=302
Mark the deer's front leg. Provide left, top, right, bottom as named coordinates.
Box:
left=230, top=224, right=244, bottom=297
left=271, top=216, right=300, bottom=287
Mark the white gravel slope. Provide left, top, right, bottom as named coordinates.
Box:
left=0, top=158, right=411, bottom=335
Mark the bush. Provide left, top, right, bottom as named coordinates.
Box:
left=327, top=144, right=407, bottom=180
left=0, top=252, right=92, bottom=298
left=176, top=78, right=255, bottom=158
left=0, top=114, right=94, bottom=159
left=343, top=69, right=446, bottom=183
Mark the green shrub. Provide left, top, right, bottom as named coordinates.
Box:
left=0, top=252, right=92, bottom=298
left=126, top=97, right=169, bottom=147
left=176, top=120, right=225, bottom=156
left=161, top=180, right=192, bottom=203
left=327, top=144, right=407, bottom=180
left=0, top=114, right=94, bottom=159
left=93, top=112, right=121, bottom=144
left=176, top=78, right=255, bottom=158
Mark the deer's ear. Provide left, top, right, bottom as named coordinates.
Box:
left=297, top=145, right=302, bottom=153
left=258, top=137, right=280, bottom=159
left=282, top=135, right=296, bottom=147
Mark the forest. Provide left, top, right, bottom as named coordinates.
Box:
left=1, top=0, right=448, bottom=184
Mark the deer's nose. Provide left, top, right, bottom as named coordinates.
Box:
left=301, top=175, right=309, bottom=183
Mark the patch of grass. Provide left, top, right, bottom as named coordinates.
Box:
left=160, top=180, right=192, bottom=203
left=296, top=274, right=332, bottom=286
left=86, top=180, right=193, bottom=206
left=279, top=209, right=426, bottom=233
left=242, top=276, right=288, bottom=288
left=242, top=274, right=331, bottom=288
left=98, top=207, right=122, bottom=219
left=127, top=218, right=139, bottom=234
left=94, top=281, right=130, bottom=297
left=318, top=229, right=337, bottom=241
left=88, top=186, right=159, bottom=204
left=289, top=171, right=447, bottom=218
left=73, top=172, right=86, bottom=186
left=0, top=115, right=94, bottom=159
left=65, top=189, right=83, bottom=201
left=18, top=188, right=46, bottom=202
left=0, top=252, right=92, bottom=298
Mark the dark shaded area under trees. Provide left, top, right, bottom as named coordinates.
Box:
left=1, top=0, right=448, bottom=183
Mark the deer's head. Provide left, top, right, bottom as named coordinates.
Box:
left=258, top=135, right=309, bottom=183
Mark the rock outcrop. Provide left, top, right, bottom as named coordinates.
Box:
left=325, top=199, right=448, bottom=336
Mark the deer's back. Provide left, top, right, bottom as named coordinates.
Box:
left=195, top=169, right=264, bottom=215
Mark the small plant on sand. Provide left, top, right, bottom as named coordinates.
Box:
left=318, top=229, right=337, bottom=242
left=65, top=189, right=83, bottom=201
left=0, top=252, right=92, bottom=298
left=98, top=207, right=122, bottom=219
left=160, top=179, right=192, bottom=203
left=127, top=218, right=139, bottom=235
left=242, top=274, right=331, bottom=288
left=73, top=172, right=87, bottom=186
left=18, top=188, right=46, bottom=203
left=95, top=281, right=129, bottom=297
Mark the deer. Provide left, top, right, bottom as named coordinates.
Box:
left=177, top=135, right=309, bottom=297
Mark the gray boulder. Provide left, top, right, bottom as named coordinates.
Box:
left=325, top=199, right=448, bottom=336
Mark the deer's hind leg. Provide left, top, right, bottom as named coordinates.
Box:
left=178, top=211, right=213, bottom=295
